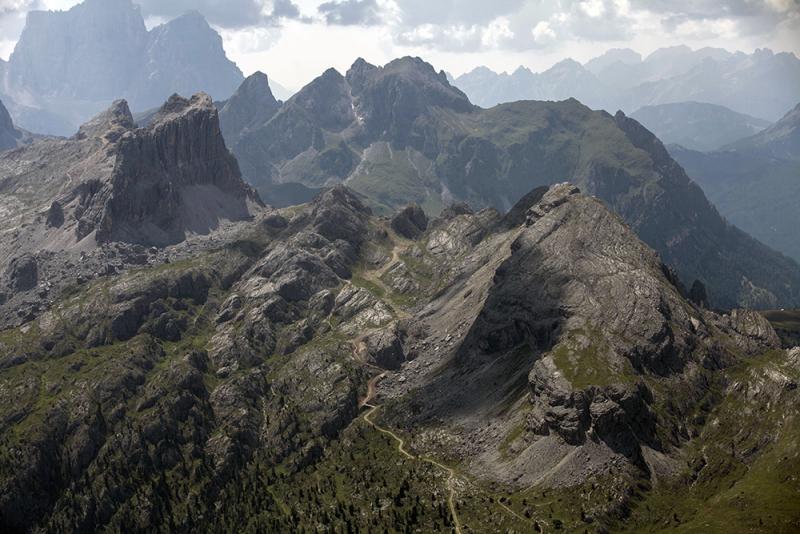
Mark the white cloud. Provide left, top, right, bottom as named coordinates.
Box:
left=481, top=16, right=514, bottom=48
left=580, top=0, right=605, bottom=18
left=532, top=21, right=556, bottom=43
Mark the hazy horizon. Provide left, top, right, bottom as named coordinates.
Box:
left=1, top=0, right=798, bottom=91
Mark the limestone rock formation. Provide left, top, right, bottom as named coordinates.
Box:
left=219, top=72, right=281, bottom=149
left=2, top=0, right=243, bottom=134
left=0, top=100, right=19, bottom=153
left=0, top=99, right=47, bottom=152
left=389, top=204, right=428, bottom=239
left=93, top=93, right=262, bottom=245
left=131, top=11, right=244, bottom=112
left=0, top=92, right=262, bottom=330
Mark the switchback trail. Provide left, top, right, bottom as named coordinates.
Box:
left=350, top=229, right=462, bottom=533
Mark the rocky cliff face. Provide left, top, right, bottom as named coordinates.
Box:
left=0, top=99, right=47, bottom=153
left=6, top=0, right=148, bottom=103
left=0, top=100, right=17, bottom=153
left=2, top=0, right=243, bottom=135
left=0, top=92, right=262, bottom=330
left=130, top=11, right=245, bottom=112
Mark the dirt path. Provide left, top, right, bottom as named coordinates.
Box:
left=361, top=404, right=462, bottom=533
left=348, top=227, right=463, bottom=533
left=361, top=227, right=413, bottom=321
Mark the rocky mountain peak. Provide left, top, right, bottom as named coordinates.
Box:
left=345, top=56, right=474, bottom=150
left=219, top=72, right=280, bottom=143
left=133, top=13, right=243, bottom=112
left=345, top=57, right=379, bottom=91
left=3, top=0, right=243, bottom=134
left=148, top=92, right=211, bottom=127
left=0, top=91, right=262, bottom=269
left=74, top=99, right=136, bottom=143
left=95, top=92, right=261, bottom=244
left=7, top=0, right=148, bottom=102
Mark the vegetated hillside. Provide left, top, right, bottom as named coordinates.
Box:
left=1, top=0, right=243, bottom=135
left=629, top=101, right=771, bottom=152
left=219, top=56, right=800, bottom=309
left=0, top=179, right=797, bottom=534
left=670, top=103, right=800, bottom=264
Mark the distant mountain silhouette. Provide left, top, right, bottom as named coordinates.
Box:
left=671, top=103, right=800, bottom=262
left=1, top=0, right=244, bottom=135
left=453, top=46, right=800, bottom=123
left=630, top=102, right=771, bottom=152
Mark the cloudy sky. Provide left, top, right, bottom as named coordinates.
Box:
left=1, top=0, right=799, bottom=91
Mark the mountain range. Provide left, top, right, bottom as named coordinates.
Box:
left=0, top=0, right=244, bottom=136
left=629, top=102, right=772, bottom=152
left=0, top=90, right=796, bottom=531
left=670, top=103, right=800, bottom=264
left=0, top=4, right=799, bottom=531
left=454, top=45, right=800, bottom=123
left=215, top=56, right=800, bottom=310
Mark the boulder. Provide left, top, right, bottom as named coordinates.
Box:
left=390, top=204, right=428, bottom=239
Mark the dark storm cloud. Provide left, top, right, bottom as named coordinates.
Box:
left=317, top=0, right=382, bottom=26
left=135, top=0, right=306, bottom=29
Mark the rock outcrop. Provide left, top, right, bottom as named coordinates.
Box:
left=390, top=204, right=428, bottom=239
left=0, top=92, right=263, bottom=330
left=90, top=93, right=262, bottom=245
left=386, top=182, right=786, bottom=497
left=0, top=99, right=45, bottom=152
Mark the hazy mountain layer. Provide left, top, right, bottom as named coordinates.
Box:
left=670, top=103, right=800, bottom=263
left=219, top=56, right=800, bottom=309
left=630, top=101, right=771, bottom=152
left=0, top=98, right=49, bottom=153
left=453, top=46, right=800, bottom=123
left=614, top=48, right=800, bottom=122
left=454, top=59, right=609, bottom=109
left=1, top=0, right=243, bottom=135
left=0, top=178, right=795, bottom=533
